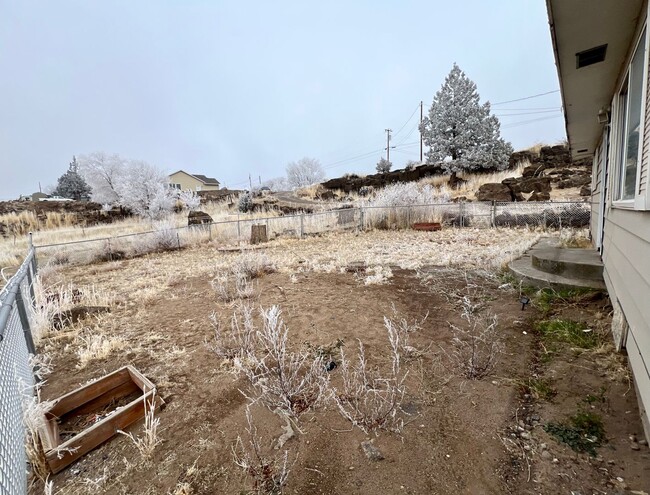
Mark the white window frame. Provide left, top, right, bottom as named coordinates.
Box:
left=611, top=20, right=649, bottom=210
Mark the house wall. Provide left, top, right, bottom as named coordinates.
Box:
left=592, top=7, right=650, bottom=440
left=590, top=138, right=604, bottom=241
left=168, top=171, right=220, bottom=191
left=600, top=209, right=650, bottom=437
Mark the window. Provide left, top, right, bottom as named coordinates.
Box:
left=196, top=185, right=202, bottom=191
left=169, top=183, right=181, bottom=190
left=616, top=27, right=646, bottom=201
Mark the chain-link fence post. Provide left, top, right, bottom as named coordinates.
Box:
left=15, top=290, right=36, bottom=356
left=459, top=201, right=465, bottom=228
left=300, top=213, right=304, bottom=238
left=490, top=201, right=496, bottom=228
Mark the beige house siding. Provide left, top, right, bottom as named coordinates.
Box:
left=590, top=139, right=604, bottom=237
left=600, top=208, right=650, bottom=436
left=168, top=171, right=220, bottom=192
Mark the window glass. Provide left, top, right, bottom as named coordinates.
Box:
left=621, top=28, right=646, bottom=200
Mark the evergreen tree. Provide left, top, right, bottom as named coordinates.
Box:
left=419, top=64, right=512, bottom=176
left=53, top=156, right=92, bottom=200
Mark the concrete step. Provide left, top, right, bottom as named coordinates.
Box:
left=531, top=247, right=604, bottom=281
left=509, top=255, right=606, bottom=290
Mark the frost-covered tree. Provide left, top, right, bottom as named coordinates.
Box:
left=78, top=152, right=175, bottom=218
left=376, top=157, right=392, bottom=174
left=262, top=176, right=289, bottom=191
left=53, top=156, right=92, bottom=200
left=78, top=152, right=126, bottom=204
left=286, top=158, right=325, bottom=189
left=419, top=64, right=513, bottom=177
left=116, top=160, right=175, bottom=219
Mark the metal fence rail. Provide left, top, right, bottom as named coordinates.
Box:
left=31, top=201, right=591, bottom=264
left=0, top=248, right=38, bottom=495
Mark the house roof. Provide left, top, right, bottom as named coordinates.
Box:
left=546, top=0, right=645, bottom=159
left=169, top=170, right=220, bottom=185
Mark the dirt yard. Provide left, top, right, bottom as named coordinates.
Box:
left=33, top=230, right=650, bottom=494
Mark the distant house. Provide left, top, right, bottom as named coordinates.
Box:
left=31, top=192, right=49, bottom=201
left=547, top=0, right=650, bottom=439
left=168, top=170, right=220, bottom=192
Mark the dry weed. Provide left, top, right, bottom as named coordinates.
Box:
left=232, top=407, right=293, bottom=495
left=208, top=304, right=256, bottom=360
left=333, top=319, right=408, bottom=434
left=447, top=307, right=503, bottom=380
left=75, top=331, right=126, bottom=369
left=234, top=306, right=330, bottom=419
left=117, top=393, right=162, bottom=461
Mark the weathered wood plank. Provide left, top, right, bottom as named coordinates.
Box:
left=48, top=368, right=131, bottom=418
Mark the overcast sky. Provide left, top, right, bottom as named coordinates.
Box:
left=0, top=0, right=565, bottom=199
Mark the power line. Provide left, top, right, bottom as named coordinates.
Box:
left=491, top=90, right=560, bottom=106
left=495, top=109, right=562, bottom=117
left=496, top=106, right=561, bottom=111
left=501, top=114, right=563, bottom=129
left=393, top=103, right=421, bottom=138
left=394, top=122, right=419, bottom=146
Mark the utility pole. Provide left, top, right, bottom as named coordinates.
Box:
left=385, top=128, right=394, bottom=163
left=258, top=175, right=261, bottom=186
left=249, top=173, right=253, bottom=192
left=419, top=100, right=424, bottom=163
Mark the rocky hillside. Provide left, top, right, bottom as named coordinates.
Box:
left=476, top=146, right=592, bottom=202
left=321, top=145, right=592, bottom=202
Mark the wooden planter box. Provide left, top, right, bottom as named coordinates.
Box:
left=412, top=222, right=442, bottom=231
left=40, top=365, right=163, bottom=474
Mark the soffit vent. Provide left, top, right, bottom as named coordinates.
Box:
left=576, top=44, right=608, bottom=68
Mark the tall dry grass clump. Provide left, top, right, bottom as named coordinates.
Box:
left=117, top=393, right=162, bottom=460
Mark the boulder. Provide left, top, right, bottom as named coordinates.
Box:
left=476, top=183, right=514, bottom=202
left=188, top=210, right=213, bottom=226
left=518, top=177, right=552, bottom=194
left=557, top=174, right=591, bottom=189
left=528, top=191, right=551, bottom=201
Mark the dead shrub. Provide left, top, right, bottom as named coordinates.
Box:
left=333, top=319, right=408, bottom=434
left=232, top=252, right=276, bottom=279
left=232, top=407, right=292, bottom=494
left=211, top=252, right=273, bottom=302
left=447, top=310, right=503, bottom=380
left=211, top=273, right=256, bottom=302
left=234, top=306, right=330, bottom=419
left=208, top=305, right=256, bottom=360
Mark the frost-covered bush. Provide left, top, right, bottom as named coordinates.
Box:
left=363, top=182, right=451, bottom=229
left=132, top=220, right=178, bottom=254
left=366, top=182, right=450, bottom=208
left=238, top=193, right=253, bottom=213
left=177, top=190, right=201, bottom=211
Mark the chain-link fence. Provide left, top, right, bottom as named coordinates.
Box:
left=32, top=201, right=591, bottom=264
left=0, top=248, right=37, bottom=495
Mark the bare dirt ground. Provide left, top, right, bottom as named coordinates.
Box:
left=34, top=231, right=649, bottom=495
